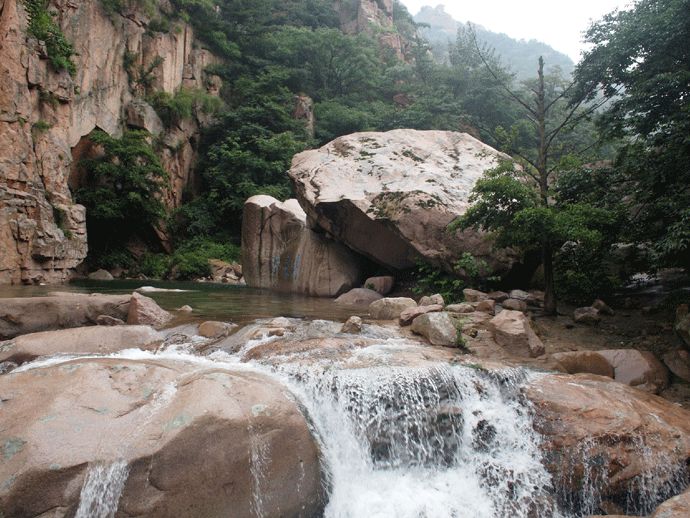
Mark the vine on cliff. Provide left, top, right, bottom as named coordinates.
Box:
left=22, top=0, right=76, bottom=75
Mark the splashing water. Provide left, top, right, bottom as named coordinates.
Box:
left=270, top=363, right=563, bottom=518
left=74, top=460, right=129, bottom=518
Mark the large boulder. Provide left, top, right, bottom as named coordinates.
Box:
left=368, top=297, right=417, bottom=320
left=288, top=130, right=515, bottom=273
left=527, top=374, right=690, bottom=515
left=241, top=195, right=363, bottom=297
left=0, top=293, right=130, bottom=339
left=0, top=326, right=162, bottom=365
left=488, top=310, right=545, bottom=357
left=0, top=358, right=323, bottom=517
left=399, top=304, right=444, bottom=326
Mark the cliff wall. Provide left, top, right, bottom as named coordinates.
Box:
left=0, top=0, right=219, bottom=284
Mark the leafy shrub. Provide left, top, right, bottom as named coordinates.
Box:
left=148, top=88, right=223, bottom=127
left=23, top=0, right=76, bottom=75
left=412, top=262, right=465, bottom=303
left=168, top=238, right=240, bottom=280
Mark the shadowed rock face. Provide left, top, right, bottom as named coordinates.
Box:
left=0, top=358, right=324, bottom=517
left=242, top=195, right=364, bottom=296
left=289, top=129, right=518, bottom=274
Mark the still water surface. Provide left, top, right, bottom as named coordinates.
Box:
left=0, top=280, right=360, bottom=326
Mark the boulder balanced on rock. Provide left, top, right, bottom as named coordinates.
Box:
left=289, top=130, right=517, bottom=274
left=242, top=195, right=364, bottom=297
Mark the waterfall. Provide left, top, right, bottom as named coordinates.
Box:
left=272, top=362, right=563, bottom=518
left=74, top=461, right=129, bottom=518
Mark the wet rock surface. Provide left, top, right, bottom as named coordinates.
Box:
left=0, top=293, right=130, bottom=339
left=0, top=358, right=324, bottom=517
left=0, top=325, right=162, bottom=366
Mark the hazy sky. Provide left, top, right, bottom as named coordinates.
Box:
left=400, top=0, right=634, bottom=61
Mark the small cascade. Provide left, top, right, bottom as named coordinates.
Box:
left=74, top=461, right=129, bottom=518
left=273, top=362, right=563, bottom=518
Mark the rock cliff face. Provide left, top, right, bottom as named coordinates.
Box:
left=333, top=0, right=408, bottom=59
left=0, top=0, right=219, bottom=284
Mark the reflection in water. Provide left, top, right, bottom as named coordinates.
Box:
left=0, top=280, right=362, bottom=326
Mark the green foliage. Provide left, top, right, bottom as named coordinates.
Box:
left=136, top=238, right=240, bottom=279
left=23, top=0, right=76, bottom=75
left=148, top=88, right=223, bottom=127
left=575, top=0, right=690, bottom=270
left=412, top=261, right=466, bottom=303
left=31, top=120, right=52, bottom=133
left=75, top=130, right=168, bottom=264
left=125, top=55, right=164, bottom=93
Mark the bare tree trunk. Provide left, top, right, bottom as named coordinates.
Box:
left=542, top=242, right=557, bottom=316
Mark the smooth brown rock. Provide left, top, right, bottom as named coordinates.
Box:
left=198, top=321, right=237, bottom=339
left=487, top=291, right=509, bottom=302
left=598, top=349, right=669, bottom=393
left=419, top=294, right=445, bottom=307
left=241, top=196, right=363, bottom=297
left=87, top=269, right=114, bottom=281
left=363, top=276, right=395, bottom=295
left=553, top=351, right=615, bottom=379
left=652, top=487, right=690, bottom=517
left=289, top=130, right=517, bottom=274
left=488, top=310, right=545, bottom=357
left=474, top=299, right=495, bottom=314
left=662, top=349, right=690, bottom=382
left=0, top=358, right=323, bottom=517
left=95, top=315, right=125, bottom=326
left=335, top=288, right=383, bottom=306
left=176, top=305, right=193, bottom=313
left=502, top=298, right=527, bottom=312
left=463, top=289, right=488, bottom=303
left=0, top=325, right=162, bottom=365
left=369, top=297, right=417, bottom=320
left=399, top=305, right=444, bottom=326
left=127, top=293, right=173, bottom=328
left=0, top=293, right=130, bottom=339
left=446, top=303, right=475, bottom=314
left=341, top=316, right=363, bottom=334
left=410, top=312, right=458, bottom=346
left=527, top=374, right=690, bottom=511
left=574, top=306, right=601, bottom=325
left=508, top=289, right=530, bottom=300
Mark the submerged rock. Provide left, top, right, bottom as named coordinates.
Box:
left=0, top=325, right=162, bottom=366
left=341, top=316, right=363, bottom=334
left=241, top=195, right=363, bottom=297
left=289, top=130, right=516, bottom=274
left=0, top=293, right=130, bottom=339
left=0, top=358, right=323, bottom=517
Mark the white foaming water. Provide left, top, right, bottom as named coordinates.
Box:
left=272, top=363, right=563, bottom=518
left=74, top=460, right=129, bottom=518
left=15, top=322, right=689, bottom=517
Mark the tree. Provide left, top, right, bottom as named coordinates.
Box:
left=574, top=0, right=690, bottom=269
left=457, top=28, right=607, bottom=315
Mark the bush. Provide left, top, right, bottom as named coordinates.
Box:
left=168, top=238, right=241, bottom=280
left=23, top=0, right=76, bottom=75
left=148, top=88, right=223, bottom=127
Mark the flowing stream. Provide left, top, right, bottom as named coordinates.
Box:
left=11, top=318, right=687, bottom=517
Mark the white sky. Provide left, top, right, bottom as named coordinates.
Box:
left=400, top=0, right=634, bottom=61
